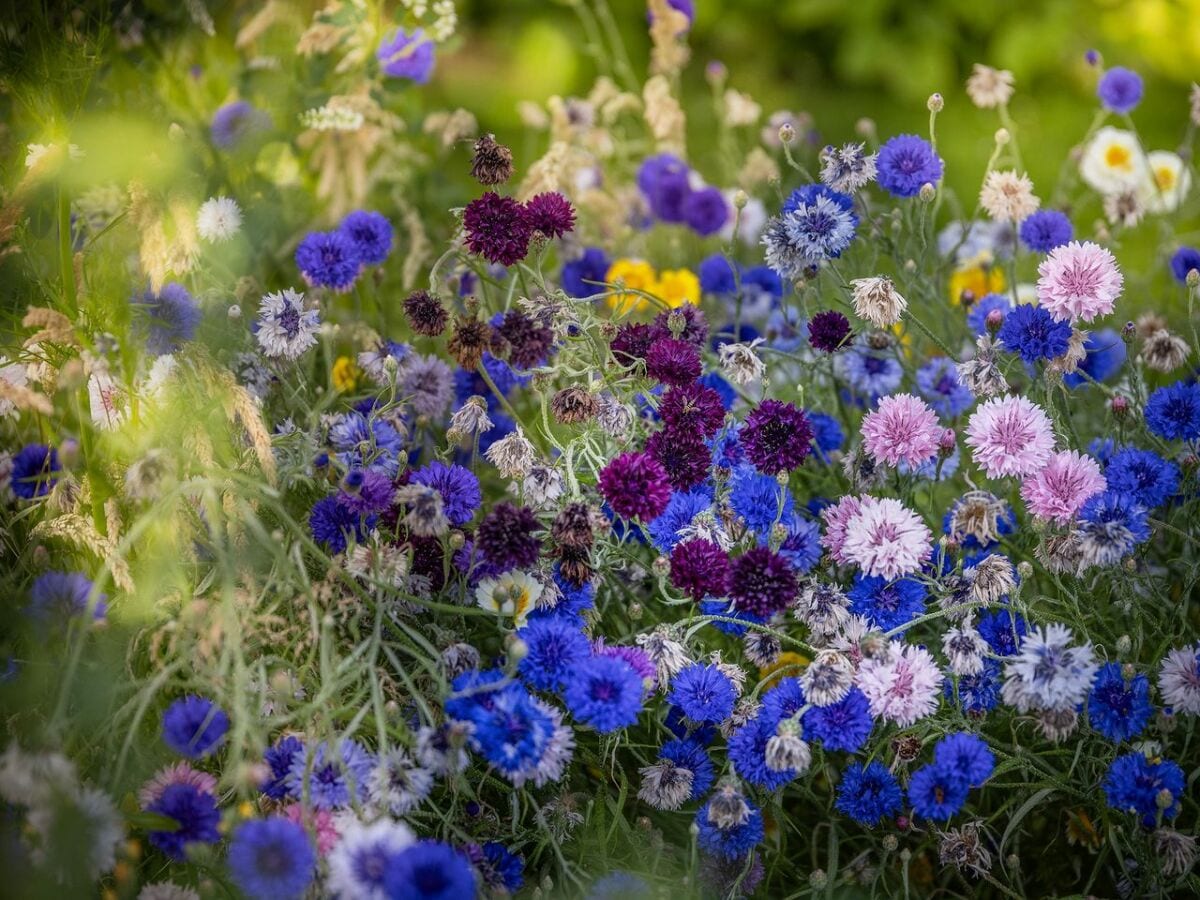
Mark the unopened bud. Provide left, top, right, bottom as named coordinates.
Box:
left=733, top=189, right=748, bottom=210
left=629, top=602, right=644, bottom=621
left=809, top=870, right=827, bottom=889
left=882, top=835, right=899, bottom=852
left=1110, top=395, right=1130, bottom=417
left=985, top=308, right=1004, bottom=332
left=778, top=123, right=796, bottom=145
left=938, top=428, right=957, bottom=456
left=855, top=117, right=876, bottom=138
left=927, top=93, right=944, bottom=112
left=995, top=128, right=1010, bottom=146
left=1156, top=788, right=1176, bottom=810
left=919, top=182, right=937, bottom=202
left=1187, top=267, right=1199, bottom=288
left=1017, top=561, right=1033, bottom=579
left=653, top=556, right=670, bottom=577
left=506, top=636, right=528, bottom=662
left=705, top=61, right=727, bottom=86
left=1116, top=634, right=1132, bottom=655
left=448, top=531, right=466, bottom=550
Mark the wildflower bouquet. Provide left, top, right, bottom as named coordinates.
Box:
left=2, top=2, right=1199, bottom=899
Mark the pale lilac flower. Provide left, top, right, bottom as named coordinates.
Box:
left=856, top=641, right=944, bottom=727
left=800, top=650, right=856, bottom=706
left=255, top=289, right=320, bottom=360
left=841, top=496, right=932, bottom=579
left=942, top=620, right=989, bottom=676
left=1000, top=623, right=1098, bottom=712
left=137, top=762, right=217, bottom=808
left=1036, top=240, right=1123, bottom=323
left=965, top=395, right=1056, bottom=478
left=819, top=494, right=866, bottom=565
left=861, top=393, right=942, bottom=468
left=1020, top=450, right=1106, bottom=523
left=1159, top=643, right=1200, bottom=715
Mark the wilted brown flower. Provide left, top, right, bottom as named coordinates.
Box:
left=447, top=314, right=490, bottom=370
left=470, top=133, right=515, bottom=186
left=551, top=386, right=599, bottom=425
left=403, top=290, right=448, bottom=336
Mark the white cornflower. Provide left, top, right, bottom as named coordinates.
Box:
left=367, top=750, right=433, bottom=816
left=88, top=370, right=125, bottom=430
left=414, top=723, right=470, bottom=776
left=819, top=142, right=877, bottom=193
left=1001, top=624, right=1098, bottom=713
left=327, top=817, right=415, bottom=900
left=141, top=353, right=177, bottom=400
left=764, top=718, right=812, bottom=774
left=522, top=464, right=564, bottom=508
left=979, top=170, right=1040, bottom=223
left=637, top=759, right=694, bottom=811
left=0, top=356, right=29, bottom=418
left=966, top=64, right=1015, bottom=108
left=475, top=570, right=543, bottom=627
left=800, top=650, right=856, bottom=707
left=196, top=196, right=242, bottom=242
left=255, top=289, right=320, bottom=360
left=1158, top=643, right=1200, bottom=715
left=942, top=620, right=989, bottom=676
left=850, top=276, right=907, bottom=327
left=718, top=338, right=766, bottom=386
left=794, top=582, right=852, bottom=637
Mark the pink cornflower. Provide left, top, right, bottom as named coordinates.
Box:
left=138, top=762, right=218, bottom=808
left=965, top=395, right=1056, bottom=478
left=861, top=393, right=942, bottom=468
left=1020, top=450, right=1106, bottom=523
left=841, top=496, right=932, bottom=579
left=1036, top=240, right=1123, bottom=323
left=820, top=494, right=866, bottom=565
left=856, top=642, right=944, bottom=727
left=284, top=803, right=342, bottom=855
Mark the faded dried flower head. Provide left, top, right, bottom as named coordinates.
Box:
left=1034, top=707, right=1079, bottom=743
left=742, top=630, right=781, bottom=669
left=484, top=428, right=536, bottom=479
left=938, top=821, right=994, bottom=877
left=968, top=553, right=1016, bottom=604
left=551, top=385, right=600, bottom=425
left=447, top=314, right=490, bottom=370
left=1153, top=828, right=1197, bottom=878
left=470, top=133, right=515, bottom=186
left=403, top=290, right=448, bottom=336
left=1103, top=190, right=1144, bottom=228
left=850, top=276, right=907, bottom=327
left=1037, top=531, right=1086, bottom=577
left=718, top=339, right=766, bottom=386
left=980, top=170, right=1040, bottom=223
left=966, top=65, right=1015, bottom=108
left=1140, top=330, right=1191, bottom=373
left=596, top=393, right=633, bottom=438
left=447, top=396, right=494, bottom=442
left=395, top=484, right=450, bottom=537
left=957, top=334, right=1008, bottom=397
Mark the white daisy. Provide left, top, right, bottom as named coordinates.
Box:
left=1079, top=126, right=1148, bottom=195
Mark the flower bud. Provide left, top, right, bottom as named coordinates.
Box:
left=449, top=531, right=466, bottom=550
left=733, top=189, right=748, bottom=210
left=778, top=122, right=796, bottom=145
left=629, top=602, right=643, bottom=621
left=1017, top=561, right=1033, bottom=579
left=985, top=308, right=1004, bottom=333
left=883, top=835, right=899, bottom=852
left=1187, top=267, right=1200, bottom=288
left=228, top=304, right=242, bottom=320
left=506, top=636, right=528, bottom=662
left=809, top=870, right=827, bottom=889
left=919, top=182, right=937, bottom=202
left=1156, top=788, right=1176, bottom=810
left=995, top=128, right=1010, bottom=145
left=1110, top=395, right=1130, bottom=417
left=705, top=61, right=727, bottom=86
left=938, top=428, right=957, bottom=456
left=927, top=93, right=944, bottom=112
left=855, top=117, right=876, bottom=138
left=1116, top=634, right=1132, bottom=655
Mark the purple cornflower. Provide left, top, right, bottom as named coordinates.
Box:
left=1097, top=66, right=1143, bottom=113
left=742, top=400, right=814, bottom=473
left=162, top=695, right=229, bottom=759
left=338, top=210, right=393, bottom=265
left=524, top=192, right=576, bottom=239
left=376, top=28, right=435, bottom=83
left=876, top=134, right=943, bottom=198
left=807, top=310, right=852, bottom=352
left=730, top=547, right=797, bottom=617
left=463, top=192, right=532, bottom=266
left=295, top=230, right=361, bottom=291
left=645, top=337, right=702, bottom=387
left=669, top=538, right=731, bottom=601
left=645, top=427, right=711, bottom=491
left=476, top=502, right=541, bottom=572
left=598, top=451, right=672, bottom=521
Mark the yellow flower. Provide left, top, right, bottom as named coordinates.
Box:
left=758, top=650, right=809, bottom=690
left=1065, top=808, right=1101, bottom=849
left=331, top=355, right=359, bottom=392
left=948, top=252, right=1006, bottom=306
left=655, top=268, right=700, bottom=309
left=604, top=258, right=658, bottom=313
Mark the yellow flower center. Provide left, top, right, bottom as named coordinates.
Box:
left=1154, top=166, right=1176, bottom=191
left=1104, top=144, right=1131, bottom=169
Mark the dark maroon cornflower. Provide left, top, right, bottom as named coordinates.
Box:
left=495, top=309, right=554, bottom=369
left=658, top=382, right=726, bottom=439
left=448, top=315, right=490, bottom=370
left=555, top=544, right=593, bottom=586
left=524, top=192, right=576, bottom=239
left=645, top=427, right=711, bottom=491
left=670, top=538, right=731, bottom=601
left=729, top=546, right=798, bottom=618
left=402, top=290, right=448, bottom=337
left=808, top=309, right=853, bottom=353
left=476, top=502, right=541, bottom=572
left=408, top=534, right=447, bottom=592
left=742, top=399, right=814, bottom=473
left=651, top=302, right=709, bottom=348
left=611, top=323, right=657, bottom=365
left=598, top=451, right=671, bottom=521
left=645, top=337, right=702, bottom=387
left=463, top=191, right=532, bottom=266
left=551, top=501, right=596, bottom=548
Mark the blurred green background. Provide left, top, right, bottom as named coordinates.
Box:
left=436, top=0, right=1199, bottom=200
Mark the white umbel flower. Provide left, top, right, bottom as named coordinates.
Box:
left=196, top=196, right=242, bottom=242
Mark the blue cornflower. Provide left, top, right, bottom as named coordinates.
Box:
left=908, top=763, right=970, bottom=821
left=835, top=760, right=903, bottom=826
left=876, top=134, right=943, bottom=198
left=916, top=356, right=974, bottom=418
left=228, top=817, right=315, bottom=900
left=1097, top=66, right=1143, bottom=113
left=1145, top=381, right=1200, bottom=441
left=338, top=210, right=393, bottom=265
left=1104, top=448, right=1179, bottom=507
left=148, top=783, right=221, bottom=859
left=834, top=339, right=904, bottom=400
left=517, top=617, right=592, bottom=691
left=376, top=28, right=436, bottom=83
left=997, top=304, right=1072, bottom=364
left=976, top=609, right=1027, bottom=657
left=848, top=574, right=927, bottom=633
left=933, top=733, right=995, bottom=786
left=669, top=663, right=736, bottom=724
left=464, top=688, right=555, bottom=780
left=587, top=872, right=654, bottom=899
left=741, top=266, right=784, bottom=308
left=947, top=659, right=1003, bottom=713
left=1170, top=246, right=1200, bottom=283
left=777, top=512, right=822, bottom=573
left=966, top=293, right=1012, bottom=335
left=261, top=736, right=303, bottom=800
left=295, top=230, right=361, bottom=291
left=329, top=411, right=404, bottom=475
left=562, top=655, right=644, bottom=733
left=901, top=444, right=960, bottom=482
left=308, top=494, right=374, bottom=554
left=285, top=739, right=375, bottom=809
left=1104, top=752, right=1184, bottom=827
left=26, top=571, right=105, bottom=633
left=767, top=184, right=858, bottom=276
left=808, top=411, right=845, bottom=462
left=409, top=460, right=482, bottom=526
left=211, top=100, right=264, bottom=149
left=384, top=841, right=477, bottom=899
left=648, top=488, right=715, bottom=553
left=562, top=247, right=610, bottom=298
left=476, top=842, right=524, bottom=894
left=803, top=687, right=874, bottom=753
left=728, top=716, right=797, bottom=790
left=1087, top=662, right=1152, bottom=742
left=1019, top=210, right=1074, bottom=253
left=444, top=668, right=515, bottom=721
left=664, top=705, right=717, bottom=745
left=659, top=739, right=714, bottom=799
left=759, top=677, right=805, bottom=724
left=699, top=371, right=737, bottom=410
left=684, top=186, right=730, bottom=236
left=551, top=568, right=596, bottom=616
left=709, top=423, right=745, bottom=470
left=638, top=153, right=692, bottom=222
left=10, top=443, right=60, bottom=500
left=1089, top=437, right=1117, bottom=465
left=139, top=282, right=201, bottom=355
left=695, top=795, right=764, bottom=860
left=764, top=304, right=806, bottom=352
left=698, top=598, right=764, bottom=636
left=729, top=464, right=794, bottom=536
left=1078, top=490, right=1150, bottom=565
left=699, top=254, right=738, bottom=294
left=162, top=695, right=228, bottom=758
left=1063, top=329, right=1126, bottom=388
